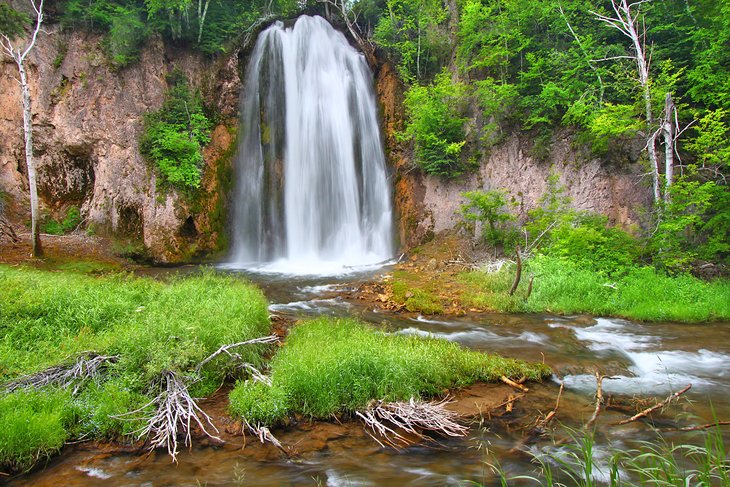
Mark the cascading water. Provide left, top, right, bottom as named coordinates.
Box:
left=229, top=15, right=394, bottom=274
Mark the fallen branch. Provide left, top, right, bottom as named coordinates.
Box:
left=195, top=335, right=278, bottom=374
left=244, top=420, right=289, bottom=456
left=356, top=397, right=468, bottom=448
left=118, top=371, right=220, bottom=462
left=615, top=384, right=692, bottom=425
left=672, top=421, right=730, bottom=432
left=585, top=373, right=606, bottom=430
left=501, top=375, right=529, bottom=392
left=538, top=382, right=564, bottom=429
left=3, top=352, right=117, bottom=394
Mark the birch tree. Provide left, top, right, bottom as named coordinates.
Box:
left=1, top=0, right=45, bottom=257
left=593, top=0, right=661, bottom=203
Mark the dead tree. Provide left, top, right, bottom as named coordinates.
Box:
left=592, top=0, right=661, bottom=203
left=0, top=0, right=45, bottom=256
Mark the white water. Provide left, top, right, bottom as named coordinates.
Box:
left=229, top=16, right=393, bottom=275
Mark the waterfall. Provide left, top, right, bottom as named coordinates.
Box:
left=229, top=15, right=394, bottom=274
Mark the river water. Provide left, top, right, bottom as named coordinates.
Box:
left=14, top=267, right=730, bottom=486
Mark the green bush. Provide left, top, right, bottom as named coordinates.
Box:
left=140, top=71, right=212, bottom=190
left=43, top=206, right=82, bottom=235
left=460, top=189, right=519, bottom=248
left=402, top=70, right=468, bottom=177
left=229, top=318, right=550, bottom=424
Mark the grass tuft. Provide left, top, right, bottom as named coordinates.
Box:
left=229, top=318, right=551, bottom=424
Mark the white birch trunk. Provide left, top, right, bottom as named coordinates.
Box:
left=663, top=92, right=675, bottom=203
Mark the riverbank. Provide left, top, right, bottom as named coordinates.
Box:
left=349, top=234, right=730, bottom=323
left=0, top=264, right=550, bottom=476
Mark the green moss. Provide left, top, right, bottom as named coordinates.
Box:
left=392, top=270, right=445, bottom=314
left=229, top=318, right=551, bottom=424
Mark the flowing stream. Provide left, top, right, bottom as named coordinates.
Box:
left=15, top=269, right=730, bottom=486
left=228, top=16, right=393, bottom=275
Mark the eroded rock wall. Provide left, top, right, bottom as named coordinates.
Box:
left=0, top=27, right=241, bottom=262
left=374, top=60, right=651, bottom=250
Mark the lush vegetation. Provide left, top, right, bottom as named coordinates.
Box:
left=229, top=317, right=551, bottom=424
left=42, top=206, right=81, bottom=235
left=58, top=0, right=304, bottom=65
left=0, top=266, right=271, bottom=471
left=140, top=70, right=212, bottom=190
left=359, top=0, right=730, bottom=271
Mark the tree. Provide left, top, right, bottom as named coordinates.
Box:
left=1, top=0, right=45, bottom=257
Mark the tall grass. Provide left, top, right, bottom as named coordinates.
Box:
left=229, top=318, right=551, bottom=424
left=485, top=427, right=729, bottom=486
left=0, top=265, right=271, bottom=471
left=461, top=255, right=730, bottom=322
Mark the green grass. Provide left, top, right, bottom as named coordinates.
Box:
left=0, top=265, right=271, bottom=471
left=229, top=318, right=551, bottom=424
left=461, top=255, right=730, bottom=322
left=392, top=270, right=445, bottom=314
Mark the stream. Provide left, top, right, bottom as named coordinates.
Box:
left=13, top=267, right=730, bottom=486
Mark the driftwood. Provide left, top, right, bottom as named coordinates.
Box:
left=584, top=373, right=609, bottom=430
left=508, top=247, right=522, bottom=296
left=501, top=375, right=529, bottom=392
left=356, top=397, right=468, bottom=448
left=119, top=371, right=220, bottom=462
left=195, top=335, right=278, bottom=374
left=0, top=213, right=18, bottom=243
left=3, top=353, right=117, bottom=394
left=538, top=382, right=564, bottom=429
left=615, top=384, right=692, bottom=425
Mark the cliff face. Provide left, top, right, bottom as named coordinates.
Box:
left=0, top=26, right=241, bottom=262
left=1, top=21, right=651, bottom=262
left=374, top=61, right=650, bottom=250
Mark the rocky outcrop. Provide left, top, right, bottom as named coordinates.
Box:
left=0, top=27, right=241, bottom=262
left=374, top=61, right=651, bottom=250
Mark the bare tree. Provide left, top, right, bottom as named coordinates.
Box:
left=592, top=0, right=661, bottom=203
left=1, top=0, right=45, bottom=256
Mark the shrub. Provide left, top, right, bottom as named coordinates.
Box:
left=460, top=189, right=519, bottom=248
left=402, top=70, right=468, bottom=177
left=43, top=206, right=82, bottom=235
left=140, top=71, right=212, bottom=190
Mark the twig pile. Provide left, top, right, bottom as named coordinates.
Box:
left=3, top=352, right=117, bottom=394
left=122, top=371, right=220, bottom=462
left=356, top=397, right=468, bottom=448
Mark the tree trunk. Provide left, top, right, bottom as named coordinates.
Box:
left=663, top=92, right=675, bottom=203
left=19, top=62, right=42, bottom=257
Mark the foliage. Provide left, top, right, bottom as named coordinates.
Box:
left=460, top=189, right=518, bottom=248
left=229, top=318, right=551, bottom=424
left=42, top=206, right=82, bottom=235
left=0, top=266, right=271, bottom=470
left=0, top=2, right=29, bottom=40
left=140, top=70, right=211, bottom=190
left=461, top=255, right=730, bottom=322
left=373, top=0, right=450, bottom=83
left=0, top=390, right=72, bottom=472
left=402, top=70, right=468, bottom=177
left=60, top=0, right=305, bottom=58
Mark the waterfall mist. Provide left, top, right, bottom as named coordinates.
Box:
left=229, top=16, right=394, bottom=275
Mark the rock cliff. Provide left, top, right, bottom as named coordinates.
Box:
left=0, top=26, right=241, bottom=262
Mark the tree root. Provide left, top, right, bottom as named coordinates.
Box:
left=2, top=352, right=117, bottom=394
left=195, top=335, right=279, bottom=374
left=244, top=420, right=289, bottom=456
left=356, top=397, right=468, bottom=448
left=117, top=371, right=220, bottom=462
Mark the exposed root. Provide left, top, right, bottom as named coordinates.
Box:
left=3, top=352, right=117, bottom=394
left=244, top=420, right=289, bottom=456
left=118, top=371, right=220, bottom=462
left=195, top=335, right=279, bottom=374
left=356, top=397, right=468, bottom=448
left=501, top=375, right=529, bottom=392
